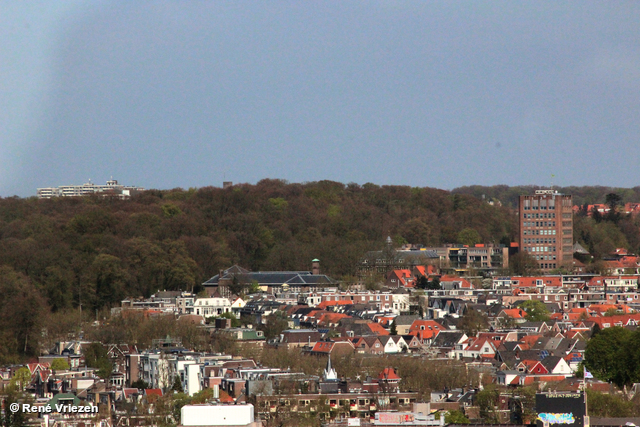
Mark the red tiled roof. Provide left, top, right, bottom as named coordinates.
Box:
left=520, top=335, right=542, bottom=346
left=219, top=390, right=234, bottom=403
left=501, top=308, right=526, bottom=319
left=311, top=341, right=334, bottom=353
left=378, top=367, right=400, bottom=380
left=408, top=320, right=443, bottom=339
left=368, top=322, right=390, bottom=336
left=520, top=375, right=567, bottom=385
left=318, top=313, right=350, bottom=326
left=317, top=300, right=353, bottom=310
left=588, top=314, right=640, bottom=328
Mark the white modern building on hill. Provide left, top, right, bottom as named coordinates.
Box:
left=37, top=179, right=144, bottom=199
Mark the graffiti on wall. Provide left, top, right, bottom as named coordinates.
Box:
left=537, top=413, right=576, bottom=424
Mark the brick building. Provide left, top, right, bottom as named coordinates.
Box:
left=519, top=190, right=573, bottom=271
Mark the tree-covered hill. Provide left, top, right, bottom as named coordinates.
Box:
left=1, top=180, right=640, bottom=362
left=452, top=184, right=640, bottom=208
left=0, top=180, right=516, bottom=311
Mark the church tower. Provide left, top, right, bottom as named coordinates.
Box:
left=323, top=355, right=337, bottom=381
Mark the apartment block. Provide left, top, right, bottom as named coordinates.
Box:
left=37, top=179, right=144, bottom=199
left=519, top=190, right=573, bottom=271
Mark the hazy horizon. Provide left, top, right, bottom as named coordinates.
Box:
left=3, top=1, right=640, bottom=197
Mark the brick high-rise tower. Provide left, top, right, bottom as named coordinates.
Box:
left=519, top=190, right=573, bottom=271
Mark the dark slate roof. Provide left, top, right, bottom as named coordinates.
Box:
left=339, top=322, right=378, bottom=337
left=394, top=315, right=419, bottom=326
left=436, top=315, right=462, bottom=330
left=203, top=266, right=337, bottom=286
left=571, top=340, right=587, bottom=351
left=500, top=342, right=519, bottom=352
left=540, top=355, right=563, bottom=372
left=518, top=349, right=544, bottom=361
left=430, top=331, right=465, bottom=348
left=362, top=249, right=440, bottom=261
left=496, top=350, right=519, bottom=369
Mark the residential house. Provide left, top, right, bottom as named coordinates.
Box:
left=309, top=340, right=355, bottom=357
left=386, top=270, right=416, bottom=288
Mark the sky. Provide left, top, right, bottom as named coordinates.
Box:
left=2, top=1, right=640, bottom=197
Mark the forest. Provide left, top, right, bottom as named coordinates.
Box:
left=453, top=184, right=640, bottom=208
left=0, top=180, right=639, bottom=362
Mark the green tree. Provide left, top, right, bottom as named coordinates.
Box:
left=605, top=193, right=622, bottom=223
left=416, top=276, right=429, bottom=289
left=586, top=390, right=636, bottom=418
left=459, top=308, right=489, bottom=337
left=390, top=321, right=397, bottom=336
left=208, top=311, right=241, bottom=328
left=161, top=203, right=182, bottom=218
left=584, top=326, right=633, bottom=388
left=261, top=311, right=289, bottom=340
left=476, top=384, right=500, bottom=424
left=84, top=343, right=113, bottom=379
left=171, top=375, right=184, bottom=393
left=604, top=308, right=622, bottom=317
left=508, top=386, right=537, bottom=424
left=9, top=367, right=31, bottom=391
left=249, top=281, right=261, bottom=294
left=91, top=254, right=129, bottom=309
left=268, top=197, right=289, bottom=211
left=445, top=410, right=470, bottom=424
left=457, top=228, right=481, bottom=246
left=51, top=358, right=70, bottom=371
left=509, top=252, right=540, bottom=276
left=42, top=265, right=75, bottom=312
left=519, top=300, right=550, bottom=322
left=0, top=266, right=49, bottom=360
left=428, top=277, right=441, bottom=290
left=2, top=386, right=33, bottom=427
left=131, top=379, right=149, bottom=389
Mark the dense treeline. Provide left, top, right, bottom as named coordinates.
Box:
left=453, top=184, right=640, bottom=208
left=0, top=180, right=515, bottom=362
left=0, top=180, right=516, bottom=307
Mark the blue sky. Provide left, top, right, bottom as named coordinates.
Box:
left=2, top=1, right=640, bottom=197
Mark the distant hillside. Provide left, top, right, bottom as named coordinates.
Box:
left=0, top=181, right=639, bottom=363
left=1, top=181, right=639, bottom=314
left=0, top=180, right=515, bottom=309
left=452, top=185, right=640, bottom=208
